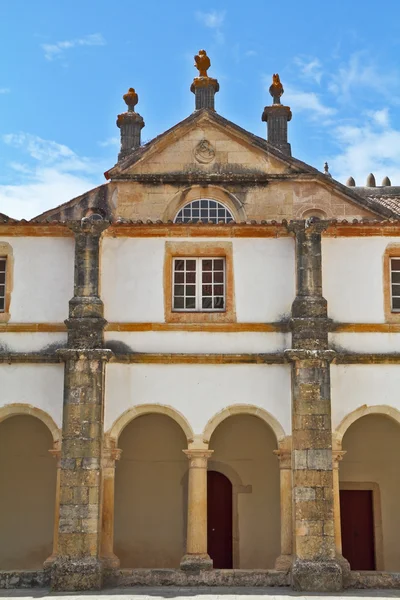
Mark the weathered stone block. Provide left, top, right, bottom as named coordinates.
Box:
left=291, top=558, right=342, bottom=592
left=307, top=448, right=332, bottom=470
left=51, top=557, right=103, bottom=591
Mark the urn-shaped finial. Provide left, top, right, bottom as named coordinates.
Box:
left=123, top=88, right=138, bottom=112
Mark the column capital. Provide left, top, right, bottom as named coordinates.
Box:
left=332, top=450, right=346, bottom=469
left=273, top=448, right=291, bottom=470
left=183, top=448, right=213, bottom=468
left=284, top=348, right=336, bottom=363
left=102, top=447, right=122, bottom=469
left=67, top=219, right=110, bottom=237
left=286, top=219, right=329, bottom=236
left=56, top=348, right=113, bottom=362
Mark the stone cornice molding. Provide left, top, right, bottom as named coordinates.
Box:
left=56, top=348, right=113, bottom=361
left=284, top=349, right=336, bottom=363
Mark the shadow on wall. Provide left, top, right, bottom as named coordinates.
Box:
left=0, top=415, right=56, bottom=569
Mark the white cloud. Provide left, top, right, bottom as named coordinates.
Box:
left=41, top=33, right=106, bottom=61
left=195, top=10, right=226, bottom=44
left=196, top=10, right=225, bottom=28
left=281, top=85, right=336, bottom=119
left=0, top=133, right=105, bottom=220
left=294, top=57, right=323, bottom=84
left=98, top=136, right=119, bottom=148
left=328, top=114, right=400, bottom=185
left=328, top=52, right=398, bottom=102
left=0, top=88, right=10, bottom=94
left=366, top=108, right=389, bottom=128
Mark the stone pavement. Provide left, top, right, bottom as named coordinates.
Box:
left=1, top=588, right=400, bottom=599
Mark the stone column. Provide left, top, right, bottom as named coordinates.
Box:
left=274, top=448, right=293, bottom=571
left=286, top=220, right=343, bottom=592
left=51, top=218, right=112, bottom=591
left=44, top=446, right=62, bottom=566
left=100, top=445, right=122, bottom=568
left=180, top=449, right=213, bottom=570
left=332, top=451, right=346, bottom=555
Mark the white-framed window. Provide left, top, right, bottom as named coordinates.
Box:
left=172, top=257, right=225, bottom=312
left=0, top=257, right=6, bottom=313
left=390, top=257, right=400, bottom=311
left=174, top=199, right=234, bottom=224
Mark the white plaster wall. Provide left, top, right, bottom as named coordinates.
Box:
left=330, top=332, right=400, bottom=353
left=1, top=237, right=74, bottom=322
left=0, top=364, right=64, bottom=428
left=104, top=363, right=291, bottom=435
left=101, top=237, right=295, bottom=323
left=322, top=237, right=400, bottom=323
left=0, top=333, right=67, bottom=352
left=104, top=331, right=290, bottom=354
left=331, top=364, right=400, bottom=430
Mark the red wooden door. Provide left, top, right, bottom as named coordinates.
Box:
left=207, top=471, right=233, bottom=568
left=340, top=489, right=376, bottom=570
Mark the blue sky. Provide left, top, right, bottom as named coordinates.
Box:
left=1, top=0, right=400, bottom=219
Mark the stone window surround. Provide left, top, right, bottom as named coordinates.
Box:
left=339, top=481, right=384, bottom=571
left=162, top=184, right=246, bottom=223
left=0, top=242, right=13, bottom=323
left=164, top=241, right=236, bottom=323
left=383, top=244, right=400, bottom=322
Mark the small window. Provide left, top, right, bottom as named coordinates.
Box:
left=172, top=257, right=225, bottom=312
left=0, top=257, right=6, bottom=312
left=390, top=258, right=400, bottom=312
left=175, top=199, right=234, bottom=224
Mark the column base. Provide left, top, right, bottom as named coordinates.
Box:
left=180, top=553, right=213, bottom=571
left=274, top=554, right=293, bottom=572
left=291, top=558, right=343, bottom=592
left=50, top=557, right=103, bottom=591
left=101, top=553, right=120, bottom=569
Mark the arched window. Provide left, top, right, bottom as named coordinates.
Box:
left=175, top=199, right=234, bottom=224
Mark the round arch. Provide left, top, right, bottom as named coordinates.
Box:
left=162, top=185, right=246, bottom=223
left=335, top=404, right=400, bottom=445
left=0, top=404, right=60, bottom=445
left=203, top=404, right=286, bottom=444
left=107, top=404, right=194, bottom=443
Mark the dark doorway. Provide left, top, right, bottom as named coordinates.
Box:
left=340, top=489, right=376, bottom=570
left=207, top=470, right=233, bottom=568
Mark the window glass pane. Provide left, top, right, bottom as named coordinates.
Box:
left=175, top=259, right=184, bottom=271
left=0, top=272, right=4, bottom=285
left=174, top=285, right=184, bottom=296
left=0, top=285, right=5, bottom=296
left=392, top=272, right=400, bottom=283
left=173, top=297, right=184, bottom=309
left=0, top=298, right=4, bottom=311
left=214, top=297, right=225, bottom=309
left=392, top=284, right=400, bottom=297
left=186, top=260, right=196, bottom=271
left=186, top=285, right=196, bottom=296
left=392, top=297, right=400, bottom=310
left=214, top=285, right=224, bottom=295
left=186, top=272, right=196, bottom=283
left=214, top=271, right=223, bottom=283
left=392, top=259, right=400, bottom=270
left=202, top=285, right=212, bottom=296
left=202, top=297, right=213, bottom=309
left=185, top=297, right=196, bottom=309
left=203, top=259, right=212, bottom=271
left=174, top=272, right=184, bottom=283
left=175, top=199, right=234, bottom=224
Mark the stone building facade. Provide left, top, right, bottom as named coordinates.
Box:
left=1, top=52, right=400, bottom=592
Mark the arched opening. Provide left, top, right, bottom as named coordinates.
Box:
left=340, top=414, right=400, bottom=571
left=174, top=199, right=234, bottom=224
left=0, top=415, right=56, bottom=569
left=208, top=414, right=280, bottom=569
left=114, top=413, right=188, bottom=567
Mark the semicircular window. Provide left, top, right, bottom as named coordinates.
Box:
left=175, top=199, right=234, bottom=224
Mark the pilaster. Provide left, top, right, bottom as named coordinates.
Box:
left=273, top=447, right=293, bottom=571
left=51, top=218, right=112, bottom=591
left=287, top=220, right=343, bottom=592
left=100, top=443, right=122, bottom=568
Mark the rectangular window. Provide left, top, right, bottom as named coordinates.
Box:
left=172, top=257, right=225, bottom=312
left=0, top=257, right=6, bottom=312
left=390, top=257, right=400, bottom=312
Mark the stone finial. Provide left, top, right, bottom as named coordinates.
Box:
left=191, top=49, right=219, bottom=111
left=324, top=162, right=332, bottom=177
left=382, top=176, right=392, bottom=186
left=123, top=87, right=138, bottom=111
left=366, top=173, right=376, bottom=187
left=269, top=73, right=284, bottom=105
left=117, top=87, right=145, bottom=161
left=262, top=73, right=292, bottom=156
left=346, top=176, right=356, bottom=186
